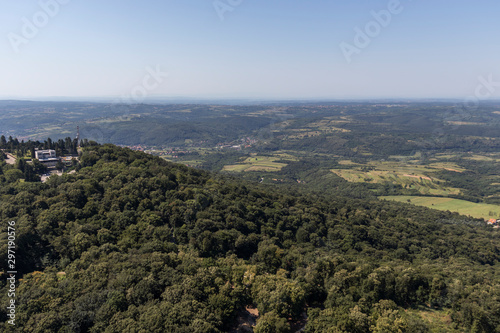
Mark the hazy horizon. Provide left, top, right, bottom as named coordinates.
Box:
left=3, top=96, right=500, bottom=105
left=1, top=0, right=499, bottom=100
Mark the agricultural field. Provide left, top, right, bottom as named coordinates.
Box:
left=432, top=153, right=458, bottom=160
left=380, top=195, right=500, bottom=220
left=223, top=155, right=288, bottom=172
left=271, top=152, right=300, bottom=161
left=331, top=161, right=463, bottom=196
left=426, top=162, right=465, bottom=172
left=338, top=160, right=358, bottom=166
left=463, top=153, right=500, bottom=162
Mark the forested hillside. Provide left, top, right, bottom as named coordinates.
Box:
left=1, top=144, right=499, bottom=332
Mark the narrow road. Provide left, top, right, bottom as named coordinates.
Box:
left=5, top=152, right=17, bottom=165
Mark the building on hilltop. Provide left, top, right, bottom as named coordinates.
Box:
left=35, top=149, right=57, bottom=160
left=34, top=149, right=59, bottom=167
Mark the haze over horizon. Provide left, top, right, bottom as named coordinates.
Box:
left=1, top=0, right=499, bottom=100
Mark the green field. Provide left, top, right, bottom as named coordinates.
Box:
left=332, top=161, right=462, bottom=196
left=380, top=195, right=500, bottom=220
left=223, top=155, right=288, bottom=172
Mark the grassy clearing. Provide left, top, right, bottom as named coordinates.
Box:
left=223, top=164, right=254, bottom=172
left=367, top=161, right=463, bottom=173
left=338, top=160, right=359, bottom=165
left=433, top=153, right=458, bottom=160
left=272, top=152, right=299, bottom=161
left=331, top=161, right=463, bottom=196
left=427, top=162, right=465, bottom=172
left=223, top=155, right=287, bottom=172
left=407, top=308, right=455, bottom=332
left=446, top=121, right=487, bottom=126
left=332, top=169, right=459, bottom=196
left=380, top=195, right=500, bottom=220
left=463, top=153, right=500, bottom=162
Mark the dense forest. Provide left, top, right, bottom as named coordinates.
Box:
left=1, top=143, right=499, bottom=332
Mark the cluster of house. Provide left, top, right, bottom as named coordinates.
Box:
left=487, top=219, right=500, bottom=228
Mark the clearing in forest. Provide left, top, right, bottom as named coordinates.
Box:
left=379, top=195, right=500, bottom=220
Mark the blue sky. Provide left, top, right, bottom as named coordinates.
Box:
left=1, top=0, right=499, bottom=100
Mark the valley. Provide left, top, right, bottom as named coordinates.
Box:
left=1, top=101, right=499, bottom=332
left=2, top=100, right=500, bottom=220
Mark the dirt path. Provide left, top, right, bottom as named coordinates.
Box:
left=444, top=168, right=462, bottom=173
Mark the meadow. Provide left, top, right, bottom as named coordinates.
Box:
left=223, top=155, right=288, bottom=172
left=380, top=195, right=500, bottom=220
left=331, top=160, right=463, bottom=196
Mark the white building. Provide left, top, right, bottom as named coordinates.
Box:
left=35, top=149, right=57, bottom=161
left=35, top=149, right=59, bottom=167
